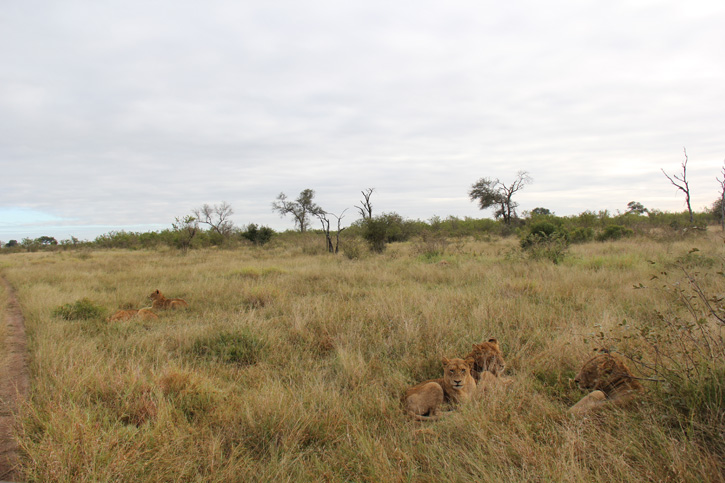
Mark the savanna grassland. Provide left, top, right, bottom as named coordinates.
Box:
left=1, top=231, right=723, bottom=482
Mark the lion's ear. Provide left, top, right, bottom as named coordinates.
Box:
left=487, top=338, right=499, bottom=348
left=441, top=357, right=450, bottom=366
left=465, top=357, right=475, bottom=369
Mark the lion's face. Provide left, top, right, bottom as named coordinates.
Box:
left=470, top=339, right=505, bottom=377
left=574, top=353, right=639, bottom=394
left=442, top=357, right=473, bottom=390
left=149, top=289, right=162, bottom=301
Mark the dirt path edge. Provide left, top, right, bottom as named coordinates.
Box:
left=0, top=275, right=29, bottom=482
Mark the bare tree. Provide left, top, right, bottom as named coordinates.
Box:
left=193, top=201, right=234, bottom=236
left=662, top=148, right=694, bottom=223
left=316, top=209, right=348, bottom=253
left=272, top=189, right=323, bottom=232
left=469, top=171, right=532, bottom=224
left=717, top=162, right=725, bottom=231
left=355, top=188, right=374, bottom=220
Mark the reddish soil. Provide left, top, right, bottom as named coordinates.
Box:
left=0, top=276, right=29, bottom=482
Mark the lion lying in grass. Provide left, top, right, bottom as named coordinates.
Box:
left=149, top=289, right=189, bottom=309
left=466, top=338, right=506, bottom=382
left=404, top=357, right=477, bottom=421
left=569, top=351, right=643, bottom=415
left=108, top=308, right=158, bottom=322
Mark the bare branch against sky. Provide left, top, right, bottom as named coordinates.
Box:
left=1, top=0, right=724, bottom=240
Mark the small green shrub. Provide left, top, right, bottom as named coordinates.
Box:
left=596, top=225, right=634, bottom=241
left=522, top=234, right=569, bottom=264
left=241, top=224, right=275, bottom=245
left=52, top=298, right=106, bottom=320
left=520, top=222, right=570, bottom=263
left=570, top=227, right=595, bottom=244
left=190, top=330, right=267, bottom=366
left=360, top=212, right=415, bottom=253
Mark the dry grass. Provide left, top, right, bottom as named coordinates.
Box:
left=1, top=232, right=723, bottom=482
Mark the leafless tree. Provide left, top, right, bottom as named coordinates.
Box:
left=193, top=201, right=234, bottom=236
left=355, top=188, right=374, bottom=220
left=717, top=162, right=725, bottom=231
left=272, top=189, right=323, bottom=232
left=317, top=209, right=347, bottom=253
left=469, top=171, right=532, bottom=224
left=662, top=148, right=694, bottom=223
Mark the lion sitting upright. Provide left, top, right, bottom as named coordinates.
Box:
left=149, top=289, right=189, bottom=310
left=465, top=338, right=506, bottom=389
left=569, top=351, right=643, bottom=415
left=404, top=357, right=477, bottom=421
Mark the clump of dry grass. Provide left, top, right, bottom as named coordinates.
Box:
left=1, top=231, right=723, bottom=481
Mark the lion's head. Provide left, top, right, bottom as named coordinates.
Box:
left=574, top=352, right=642, bottom=396
left=149, top=289, right=162, bottom=301
left=442, top=357, right=474, bottom=391
left=469, top=338, right=505, bottom=377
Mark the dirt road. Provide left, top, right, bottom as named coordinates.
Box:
left=0, top=276, right=29, bottom=481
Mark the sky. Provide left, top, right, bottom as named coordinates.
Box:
left=2, top=0, right=724, bottom=242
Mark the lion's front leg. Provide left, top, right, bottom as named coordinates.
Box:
left=568, top=390, right=606, bottom=415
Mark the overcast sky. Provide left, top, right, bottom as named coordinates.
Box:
left=2, top=0, right=724, bottom=242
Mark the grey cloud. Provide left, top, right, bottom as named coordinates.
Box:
left=1, top=0, right=724, bottom=240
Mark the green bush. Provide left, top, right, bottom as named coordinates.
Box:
left=596, top=225, right=634, bottom=241
left=519, top=221, right=570, bottom=264
left=241, top=224, right=275, bottom=246
left=360, top=212, right=414, bottom=253
left=52, top=298, right=106, bottom=320
left=522, top=233, right=569, bottom=264
left=570, top=227, right=595, bottom=244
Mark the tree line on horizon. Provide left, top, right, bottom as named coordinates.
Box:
left=2, top=199, right=721, bottom=254
left=3, top=149, right=724, bottom=253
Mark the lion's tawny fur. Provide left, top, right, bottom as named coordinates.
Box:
left=569, top=352, right=643, bottom=415
left=404, top=357, right=477, bottom=421
left=108, top=308, right=159, bottom=322
left=149, top=290, right=188, bottom=309
left=465, top=338, right=506, bottom=382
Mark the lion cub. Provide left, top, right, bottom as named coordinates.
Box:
left=405, top=357, right=477, bottom=421
left=569, top=351, right=643, bottom=415
left=149, top=289, right=189, bottom=309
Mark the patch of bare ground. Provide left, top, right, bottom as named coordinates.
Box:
left=0, top=276, right=29, bottom=482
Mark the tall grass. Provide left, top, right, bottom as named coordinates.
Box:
left=1, top=232, right=723, bottom=481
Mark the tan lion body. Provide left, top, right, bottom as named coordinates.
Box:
left=149, top=290, right=189, bottom=309
left=569, top=352, right=643, bottom=415
left=108, top=308, right=159, bottom=322
left=404, top=357, right=477, bottom=421
left=465, top=338, right=506, bottom=384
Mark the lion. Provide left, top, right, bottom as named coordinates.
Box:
left=404, top=357, right=477, bottom=421
left=108, top=308, right=159, bottom=322
left=149, top=289, right=189, bottom=309
left=569, top=351, right=643, bottom=415
left=465, top=338, right=506, bottom=382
